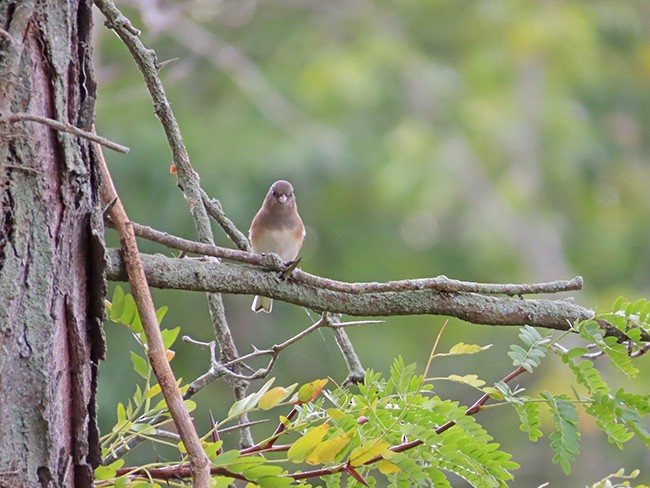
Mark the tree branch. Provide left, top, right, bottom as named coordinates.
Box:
left=93, top=143, right=210, bottom=487
left=2, top=112, right=129, bottom=153
left=330, top=315, right=366, bottom=385
left=95, top=0, right=254, bottom=447
left=110, top=220, right=585, bottom=297
left=200, top=189, right=251, bottom=251
left=103, top=248, right=609, bottom=335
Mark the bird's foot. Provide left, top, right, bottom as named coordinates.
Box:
left=280, top=257, right=302, bottom=280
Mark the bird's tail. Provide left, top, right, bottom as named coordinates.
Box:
left=252, top=295, right=273, bottom=313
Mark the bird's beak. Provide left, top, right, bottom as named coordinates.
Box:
left=278, top=194, right=288, bottom=203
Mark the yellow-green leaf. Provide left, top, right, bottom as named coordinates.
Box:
left=258, top=387, right=287, bottom=410
left=296, top=379, right=328, bottom=404
left=145, top=383, right=162, bottom=399
left=326, top=408, right=345, bottom=420
left=287, top=424, right=329, bottom=462
left=130, top=351, right=149, bottom=379
left=448, top=342, right=491, bottom=355
left=305, top=432, right=351, bottom=465
left=447, top=374, right=486, bottom=388
left=483, top=387, right=504, bottom=400
left=203, top=440, right=223, bottom=460
left=349, top=440, right=389, bottom=466
left=94, top=465, right=116, bottom=480
left=378, top=459, right=401, bottom=474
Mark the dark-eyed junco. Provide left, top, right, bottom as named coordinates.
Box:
left=249, top=180, right=305, bottom=313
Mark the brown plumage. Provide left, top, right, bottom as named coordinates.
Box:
left=249, top=180, right=305, bottom=313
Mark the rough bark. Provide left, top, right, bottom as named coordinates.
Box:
left=104, top=249, right=597, bottom=331
left=0, top=1, right=104, bottom=487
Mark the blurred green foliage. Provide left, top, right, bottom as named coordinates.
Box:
left=95, top=0, right=650, bottom=485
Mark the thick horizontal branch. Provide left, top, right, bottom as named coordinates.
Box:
left=114, top=221, right=584, bottom=296
left=105, top=248, right=601, bottom=333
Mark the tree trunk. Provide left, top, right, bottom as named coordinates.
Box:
left=0, top=0, right=104, bottom=487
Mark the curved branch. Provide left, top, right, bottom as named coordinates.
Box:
left=104, top=248, right=602, bottom=334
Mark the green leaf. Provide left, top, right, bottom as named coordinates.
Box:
left=211, top=477, right=235, bottom=488
left=576, top=320, right=639, bottom=377
left=161, top=326, right=180, bottom=349
left=130, top=351, right=149, bottom=379
left=155, top=305, right=168, bottom=325
left=94, top=459, right=124, bottom=481
left=296, top=378, right=329, bottom=404
left=109, top=286, right=126, bottom=322
left=130, top=313, right=143, bottom=334
left=228, top=456, right=266, bottom=473
left=117, top=402, right=126, bottom=422
left=130, top=423, right=156, bottom=435
left=94, top=465, right=116, bottom=481
left=541, top=392, right=580, bottom=475
left=508, top=326, right=549, bottom=373
left=241, top=464, right=284, bottom=480
left=513, top=402, right=543, bottom=442
left=563, top=347, right=588, bottom=359
left=120, top=294, right=137, bottom=327
left=254, top=475, right=295, bottom=487
left=212, top=449, right=241, bottom=467
left=612, top=296, right=625, bottom=313
left=625, top=298, right=646, bottom=316
left=203, top=440, right=224, bottom=460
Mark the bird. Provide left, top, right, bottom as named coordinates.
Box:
left=249, top=180, right=305, bottom=313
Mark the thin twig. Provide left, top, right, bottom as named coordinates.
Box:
left=3, top=112, right=129, bottom=153
left=201, top=189, right=250, bottom=251
left=183, top=314, right=329, bottom=396
left=95, top=0, right=254, bottom=448
left=329, top=315, right=366, bottom=385
left=93, top=140, right=210, bottom=487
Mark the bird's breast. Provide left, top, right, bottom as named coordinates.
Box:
left=252, top=228, right=303, bottom=262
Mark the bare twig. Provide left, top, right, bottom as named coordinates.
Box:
left=329, top=316, right=366, bottom=385
left=2, top=112, right=129, bottom=153
left=183, top=314, right=330, bottom=396
left=93, top=141, right=210, bottom=487
left=201, top=189, right=250, bottom=251
left=105, top=313, right=336, bottom=462
left=552, top=341, right=650, bottom=359
left=110, top=220, right=584, bottom=297
left=95, top=0, right=254, bottom=447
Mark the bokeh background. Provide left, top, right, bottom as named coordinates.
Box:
left=94, top=1, right=650, bottom=485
